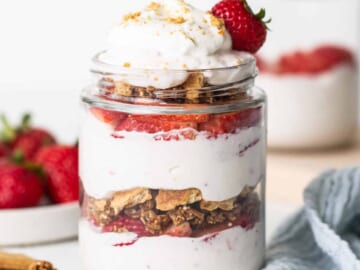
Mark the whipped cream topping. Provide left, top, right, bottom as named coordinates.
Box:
left=96, top=0, right=254, bottom=88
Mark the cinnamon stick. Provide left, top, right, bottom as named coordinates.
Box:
left=0, top=252, right=56, bottom=270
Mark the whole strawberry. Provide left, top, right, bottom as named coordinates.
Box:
left=0, top=143, right=9, bottom=158
left=0, top=161, right=44, bottom=209
left=35, top=145, right=79, bottom=204
left=1, top=114, right=56, bottom=160
left=212, top=0, right=269, bottom=53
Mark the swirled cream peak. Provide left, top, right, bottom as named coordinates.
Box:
left=97, top=0, right=252, bottom=88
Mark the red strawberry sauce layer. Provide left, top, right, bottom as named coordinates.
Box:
left=96, top=210, right=258, bottom=243
left=91, top=107, right=261, bottom=140
left=257, top=45, right=356, bottom=75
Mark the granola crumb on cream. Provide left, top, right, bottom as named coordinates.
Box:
left=97, top=0, right=251, bottom=88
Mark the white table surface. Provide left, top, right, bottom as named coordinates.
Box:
left=4, top=202, right=298, bottom=270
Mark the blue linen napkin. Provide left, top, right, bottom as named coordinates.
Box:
left=263, top=167, right=360, bottom=270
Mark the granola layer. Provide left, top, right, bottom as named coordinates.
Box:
left=82, top=186, right=260, bottom=238
left=99, top=72, right=250, bottom=105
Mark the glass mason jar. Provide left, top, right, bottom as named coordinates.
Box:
left=79, top=52, right=266, bottom=270
left=255, top=0, right=359, bottom=149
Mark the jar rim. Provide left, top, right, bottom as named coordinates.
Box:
left=91, top=50, right=257, bottom=74
left=81, top=86, right=265, bottom=115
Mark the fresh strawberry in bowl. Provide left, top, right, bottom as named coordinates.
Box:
left=0, top=114, right=56, bottom=160
left=35, top=145, right=79, bottom=204
left=0, top=143, right=9, bottom=158
left=0, top=160, right=44, bottom=209
left=212, top=0, right=269, bottom=53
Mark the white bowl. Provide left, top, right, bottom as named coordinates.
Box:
left=0, top=202, right=80, bottom=246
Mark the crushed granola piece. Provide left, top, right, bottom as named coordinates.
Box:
left=146, top=2, right=161, bottom=11
left=169, top=206, right=205, bottom=225
left=155, top=188, right=202, bottom=211
left=88, top=198, right=111, bottom=224
left=123, top=12, right=142, bottom=22
left=182, top=6, right=190, bottom=13
left=206, top=210, right=226, bottom=224
left=114, top=81, right=132, bottom=96
left=200, top=197, right=237, bottom=211
left=167, top=16, right=186, bottom=24
left=139, top=199, right=155, bottom=211
left=209, top=14, right=224, bottom=29
left=109, top=188, right=152, bottom=216
left=183, top=73, right=204, bottom=102
left=124, top=208, right=141, bottom=219
left=186, top=89, right=200, bottom=101
left=140, top=210, right=171, bottom=234
left=183, top=73, right=204, bottom=89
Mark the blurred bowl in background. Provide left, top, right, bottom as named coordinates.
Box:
left=0, top=202, right=79, bottom=247
left=257, top=46, right=358, bottom=149
left=256, top=0, right=359, bottom=150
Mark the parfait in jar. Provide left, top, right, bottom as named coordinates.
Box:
left=79, top=1, right=268, bottom=270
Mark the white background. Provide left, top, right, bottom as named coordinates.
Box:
left=0, top=0, right=359, bottom=143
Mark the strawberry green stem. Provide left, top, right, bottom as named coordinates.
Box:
left=0, top=115, right=16, bottom=143
left=23, top=162, right=46, bottom=180
left=11, top=150, right=46, bottom=180
left=20, top=113, right=31, bottom=131
left=242, top=0, right=271, bottom=28
left=0, top=113, right=32, bottom=143
left=11, top=149, right=25, bottom=164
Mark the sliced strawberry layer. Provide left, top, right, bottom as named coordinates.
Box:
left=102, top=216, right=151, bottom=237
left=117, top=117, right=198, bottom=133
left=99, top=213, right=257, bottom=239
left=258, top=45, right=356, bottom=75
left=93, top=107, right=260, bottom=139
left=116, top=116, right=198, bottom=140
left=131, top=114, right=210, bottom=123
left=90, top=107, right=127, bottom=127
left=199, top=108, right=261, bottom=138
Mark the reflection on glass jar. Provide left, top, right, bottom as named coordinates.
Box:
left=79, top=52, right=266, bottom=270
left=255, top=0, right=359, bottom=149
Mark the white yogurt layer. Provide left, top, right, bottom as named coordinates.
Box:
left=96, top=0, right=255, bottom=88
left=79, top=219, right=265, bottom=270
left=257, top=64, right=358, bottom=149
left=80, top=113, right=265, bottom=201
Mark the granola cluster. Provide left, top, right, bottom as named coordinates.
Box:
left=83, top=186, right=260, bottom=237
left=99, top=73, right=248, bottom=105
